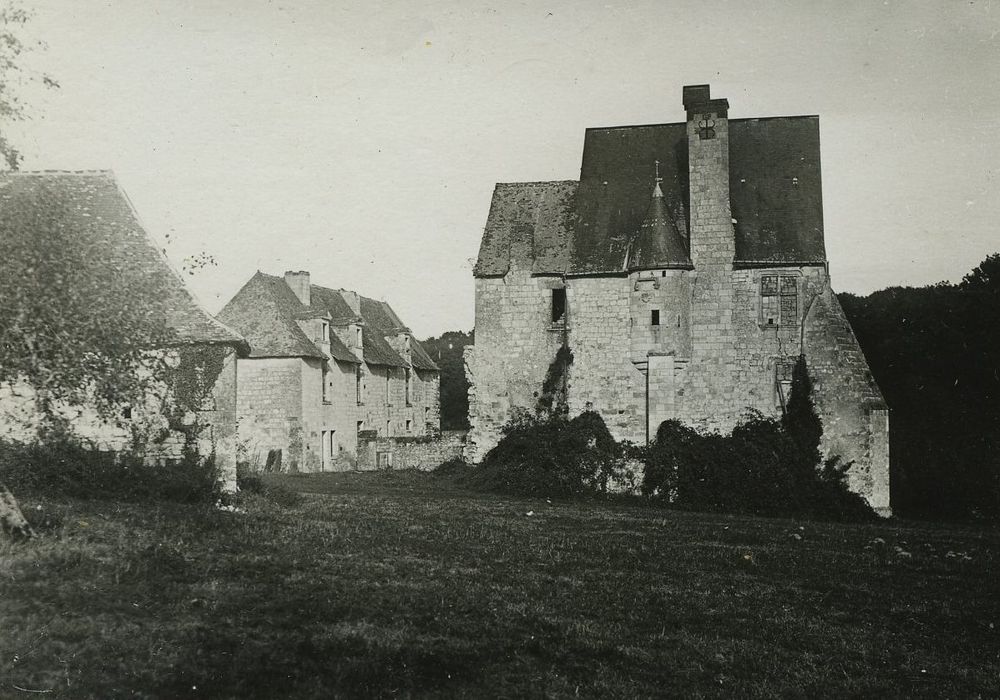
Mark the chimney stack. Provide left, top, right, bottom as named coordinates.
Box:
left=284, top=270, right=311, bottom=306
left=682, top=84, right=734, bottom=269
left=341, top=289, right=361, bottom=316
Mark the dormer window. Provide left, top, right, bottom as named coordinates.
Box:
left=356, top=327, right=362, bottom=347
left=319, top=321, right=329, bottom=343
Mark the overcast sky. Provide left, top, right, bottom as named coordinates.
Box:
left=11, top=0, right=1000, bottom=337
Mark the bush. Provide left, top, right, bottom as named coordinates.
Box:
left=642, top=416, right=873, bottom=521
left=642, top=356, right=876, bottom=522
left=235, top=462, right=302, bottom=508
left=0, top=438, right=220, bottom=504
left=470, top=410, right=626, bottom=498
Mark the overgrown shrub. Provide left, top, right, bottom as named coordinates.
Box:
left=0, top=438, right=220, bottom=504
left=470, top=410, right=626, bottom=497
left=642, top=356, right=875, bottom=521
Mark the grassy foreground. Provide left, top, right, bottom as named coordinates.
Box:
left=2, top=471, right=998, bottom=699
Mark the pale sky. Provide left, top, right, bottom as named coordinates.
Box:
left=10, top=0, right=1000, bottom=337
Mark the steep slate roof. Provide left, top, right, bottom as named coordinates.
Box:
left=475, top=115, right=826, bottom=276
left=0, top=170, right=247, bottom=352
left=473, top=181, right=577, bottom=277
left=627, top=178, right=692, bottom=270
left=218, top=272, right=438, bottom=371
left=217, top=273, right=339, bottom=360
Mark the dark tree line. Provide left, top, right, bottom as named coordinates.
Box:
left=420, top=330, right=473, bottom=431
left=840, top=253, right=1000, bottom=521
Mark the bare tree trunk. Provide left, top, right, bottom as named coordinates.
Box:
left=1, top=483, right=35, bottom=539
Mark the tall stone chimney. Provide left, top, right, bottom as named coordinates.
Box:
left=284, top=270, right=311, bottom=306
left=683, top=84, right=734, bottom=269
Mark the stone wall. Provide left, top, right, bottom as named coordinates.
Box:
left=357, top=429, right=467, bottom=471
left=235, top=357, right=304, bottom=471
left=464, top=265, right=564, bottom=461
left=0, top=344, right=241, bottom=489
left=565, top=276, right=645, bottom=444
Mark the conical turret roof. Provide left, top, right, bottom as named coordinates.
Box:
left=627, top=167, right=692, bottom=271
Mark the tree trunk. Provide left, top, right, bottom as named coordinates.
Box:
left=1, top=484, right=35, bottom=539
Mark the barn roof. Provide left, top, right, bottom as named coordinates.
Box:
left=474, top=113, right=826, bottom=276
left=0, top=170, right=248, bottom=353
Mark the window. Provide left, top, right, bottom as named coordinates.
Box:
left=319, top=320, right=329, bottom=343
left=775, top=358, right=795, bottom=409
left=355, top=366, right=364, bottom=405
left=551, top=288, right=566, bottom=324
left=761, top=275, right=798, bottom=326
left=357, top=420, right=365, bottom=434
left=356, top=327, right=363, bottom=347
left=322, top=363, right=331, bottom=404
left=405, top=368, right=412, bottom=406
left=651, top=309, right=660, bottom=326
left=406, top=419, right=412, bottom=432
left=698, top=113, right=716, bottom=140
left=385, top=370, right=392, bottom=404
left=385, top=420, right=392, bottom=437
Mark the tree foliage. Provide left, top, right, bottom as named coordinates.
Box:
left=420, top=330, right=472, bottom=430
left=0, top=1, right=58, bottom=170
left=840, top=252, right=1000, bottom=521
left=0, top=182, right=177, bottom=423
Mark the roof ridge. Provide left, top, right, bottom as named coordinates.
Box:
left=495, top=180, right=577, bottom=187
left=2, top=169, right=117, bottom=176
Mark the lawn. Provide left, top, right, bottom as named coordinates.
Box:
left=2, top=470, right=998, bottom=699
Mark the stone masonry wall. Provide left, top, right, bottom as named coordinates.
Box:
left=236, top=357, right=304, bottom=471
left=465, top=265, right=564, bottom=461
left=0, top=345, right=241, bottom=489
left=357, top=429, right=467, bottom=471
left=565, top=276, right=645, bottom=444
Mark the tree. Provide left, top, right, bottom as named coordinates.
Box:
left=0, top=1, right=59, bottom=170
left=420, top=331, right=473, bottom=430
left=782, top=354, right=822, bottom=465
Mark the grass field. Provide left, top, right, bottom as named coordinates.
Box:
left=2, top=470, right=998, bottom=699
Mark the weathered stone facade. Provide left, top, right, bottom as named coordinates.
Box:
left=466, top=85, right=890, bottom=514
left=218, top=271, right=441, bottom=473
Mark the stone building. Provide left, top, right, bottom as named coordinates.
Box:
left=0, top=171, right=249, bottom=489
left=466, top=85, right=890, bottom=514
left=217, top=271, right=440, bottom=472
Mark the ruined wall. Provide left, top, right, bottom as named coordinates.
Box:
left=415, top=370, right=441, bottom=436
left=357, top=429, right=467, bottom=471
left=801, top=286, right=891, bottom=514
left=0, top=345, right=241, bottom=489
left=465, top=266, right=564, bottom=461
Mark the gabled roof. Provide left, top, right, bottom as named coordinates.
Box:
left=473, top=181, right=577, bottom=277
left=474, top=114, right=827, bottom=276
left=0, top=170, right=247, bottom=353
left=218, top=272, right=438, bottom=371
left=216, top=272, right=336, bottom=360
